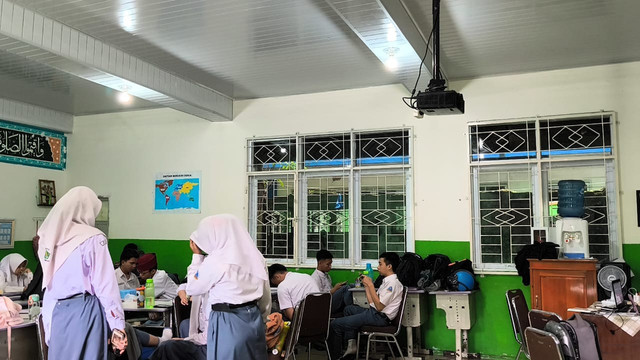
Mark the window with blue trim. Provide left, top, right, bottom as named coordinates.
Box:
left=247, top=129, right=413, bottom=267
left=470, top=114, right=619, bottom=272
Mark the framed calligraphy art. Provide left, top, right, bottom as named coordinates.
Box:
left=0, top=120, right=66, bottom=170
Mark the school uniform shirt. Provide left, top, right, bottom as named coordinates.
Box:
left=178, top=283, right=209, bottom=346
left=373, top=274, right=403, bottom=320
left=150, top=270, right=179, bottom=300
left=186, top=254, right=272, bottom=322
left=277, top=272, right=320, bottom=311
left=115, top=267, right=140, bottom=290
left=311, top=269, right=332, bottom=293
left=42, top=234, right=125, bottom=344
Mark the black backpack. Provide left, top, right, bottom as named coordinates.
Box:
left=544, top=314, right=602, bottom=360
left=417, top=254, right=451, bottom=291
left=396, top=252, right=424, bottom=287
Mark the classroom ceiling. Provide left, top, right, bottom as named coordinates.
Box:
left=0, top=0, right=638, bottom=120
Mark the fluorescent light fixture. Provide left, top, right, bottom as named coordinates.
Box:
left=117, top=91, right=132, bottom=104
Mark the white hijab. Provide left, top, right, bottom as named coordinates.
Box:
left=190, top=214, right=268, bottom=281
left=0, top=253, right=28, bottom=284
left=37, top=186, right=104, bottom=289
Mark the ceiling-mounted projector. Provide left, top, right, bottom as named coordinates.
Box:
left=404, top=0, right=464, bottom=115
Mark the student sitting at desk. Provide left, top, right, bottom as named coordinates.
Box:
left=116, top=247, right=141, bottom=290
left=149, top=283, right=209, bottom=360
left=328, top=252, right=403, bottom=360
left=0, top=253, right=33, bottom=293
left=311, top=249, right=352, bottom=314
left=137, top=253, right=179, bottom=300
left=269, top=264, right=320, bottom=321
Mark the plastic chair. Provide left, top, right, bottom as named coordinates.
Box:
left=356, top=286, right=408, bottom=360
left=524, top=327, right=565, bottom=360
left=284, top=292, right=332, bottom=360
left=506, top=289, right=530, bottom=360
left=528, top=309, right=562, bottom=330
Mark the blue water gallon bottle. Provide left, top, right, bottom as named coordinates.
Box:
left=557, top=180, right=586, bottom=218
left=365, top=263, right=374, bottom=280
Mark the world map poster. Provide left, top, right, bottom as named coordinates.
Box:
left=154, top=171, right=201, bottom=213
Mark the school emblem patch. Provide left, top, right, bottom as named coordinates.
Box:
left=44, top=248, right=51, bottom=262
left=387, top=286, right=393, bottom=292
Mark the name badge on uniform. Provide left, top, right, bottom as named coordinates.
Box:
left=44, top=248, right=52, bottom=262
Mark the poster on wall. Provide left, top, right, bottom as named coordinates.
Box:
left=0, top=219, right=15, bottom=249
left=154, top=171, right=201, bottom=213
left=0, top=120, right=67, bottom=170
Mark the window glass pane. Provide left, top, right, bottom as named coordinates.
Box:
left=544, top=164, right=611, bottom=260
left=355, top=130, right=409, bottom=166
left=305, top=176, right=350, bottom=259
left=301, top=134, right=350, bottom=168
left=360, top=173, right=407, bottom=260
left=254, top=177, right=295, bottom=259
left=249, top=138, right=296, bottom=172
left=475, top=169, right=533, bottom=264
left=540, top=117, right=612, bottom=158
left=469, top=122, right=536, bottom=162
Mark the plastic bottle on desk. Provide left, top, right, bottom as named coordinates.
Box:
left=365, top=263, right=374, bottom=280
left=145, top=279, right=155, bottom=309
left=28, top=294, right=41, bottom=320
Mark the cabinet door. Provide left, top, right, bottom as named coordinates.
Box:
left=532, top=268, right=596, bottom=319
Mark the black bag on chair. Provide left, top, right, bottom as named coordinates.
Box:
left=544, top=314, right=602, bottom=360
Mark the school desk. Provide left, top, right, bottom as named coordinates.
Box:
left=124, top=303, right=174, bottom=336
left=0, top=320, right=41, bottom=359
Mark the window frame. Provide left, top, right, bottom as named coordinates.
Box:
left=247, top=128, right=414, bottom=269
left=469, top=112, right=621, bottom=273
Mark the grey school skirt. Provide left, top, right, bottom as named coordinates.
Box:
left=48, top=293, right=110, bottom=360
left=207, top=303, right=266, bottom=360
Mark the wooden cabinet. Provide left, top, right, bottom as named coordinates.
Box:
left=529, top=259, right=598, bottom=319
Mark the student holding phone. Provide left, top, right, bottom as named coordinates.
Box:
left=311, top=249, right=353, bottom=314
left=37, top=186, right=127, bottom=359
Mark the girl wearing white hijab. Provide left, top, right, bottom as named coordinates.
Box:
left=186, top=214, right=271, bottom=360
left=37, top=186, right=127, bottom=359
left=0, top=253, right=33, bottom=292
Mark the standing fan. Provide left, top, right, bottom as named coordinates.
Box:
left=597, top=263, right=629, bottom=300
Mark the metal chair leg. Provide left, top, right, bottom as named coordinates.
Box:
left=515, top=344, right=523, bottom=360
left=307, top=343, right=311, bottom=360
left=365, top=334, right=373, bottom=360
left=386, top=338, right=396, bottom=359
left=393, top=338, right=405, bottom=360
left=356, top=333, right=361, bottom=360
left=325, top=340, right=332, bottom=360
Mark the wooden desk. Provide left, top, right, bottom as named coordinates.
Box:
left=529, top=259, right=598, bottom=319
left=580, top=313, right=640, bottom=360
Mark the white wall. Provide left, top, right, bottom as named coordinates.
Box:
left=0, top=162, right=67, bottom=241
left=66, top=61, right=640, bottom=244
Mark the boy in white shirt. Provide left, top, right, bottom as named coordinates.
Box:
left=310, top=249, right=351, bottom=314
left=328, top=252, right=403, bottom=359
left=115, top=247, right=140, bottom=290
left=137, top=253, right=179, bottom=300
left=269, top=264, right=320, bottom=321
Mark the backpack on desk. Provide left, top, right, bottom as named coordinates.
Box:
left=0, top=296, right=25, bottom=360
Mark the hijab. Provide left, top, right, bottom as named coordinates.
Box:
left=37, top=186, right=103, bottom=288
left=190, top=214, right=267, bottom=281
left=0, top=253, right=27, bottom=284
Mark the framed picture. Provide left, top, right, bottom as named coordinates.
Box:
left=38, top=179, right=57, bottom=206
left=0, top=219, right=15, bottom=249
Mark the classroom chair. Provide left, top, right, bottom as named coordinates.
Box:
left=528, top=309, right=562, bottom=331
left=356, top=286, right=408, bottom=360
left=524, top=327, right=565, bottom=360
left=37, top=314, right=48, bottom=360
left=173, top=295, right=192, bottom=337
left=506, top=289, right=531, bottom=360
left=284, top=292, right=332, bottom=360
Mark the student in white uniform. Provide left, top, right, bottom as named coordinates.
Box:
left=186, top=214, right=271, bottom=360
left=0, top=253, right=33, bottom=292
left=137, top=253, right=179, bottom=300
left=328, top=252, right=403, bottom=359
left=310, top=249, right=351, bottom=314
left=268, top=264, right=320, bottom=321
left=115, top=247, right=140, bottom=290
left=37, top=186, right=127, bottom=359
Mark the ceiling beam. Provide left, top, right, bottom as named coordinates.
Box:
left=0, top=97, right=73, bottom=133
left=0, top=0, right=233, bottom=121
